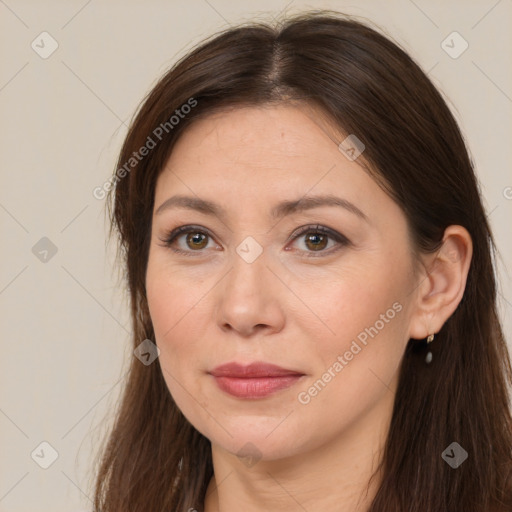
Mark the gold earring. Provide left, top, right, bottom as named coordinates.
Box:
left=425, top=333, right=435, bottom=364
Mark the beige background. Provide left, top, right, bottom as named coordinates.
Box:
left=0, top=1, right=511, bottom=510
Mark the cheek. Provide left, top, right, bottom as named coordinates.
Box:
left=145, top=259, right=203, bottom=364
left=293, top=255, right=409, bottom=336
left=146, top=250, right=203, bottom=334
left=290, top=277, right=410, bottom=444
left=146, top=267, right=210, bottom=417
left=290, top=253, right=413, bottom=392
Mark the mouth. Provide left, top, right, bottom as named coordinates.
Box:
left=208, top=361, right=305, bottom=399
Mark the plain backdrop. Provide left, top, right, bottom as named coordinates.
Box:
left=0, top=1, right=511, bottom=510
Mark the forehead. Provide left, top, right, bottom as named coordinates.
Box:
left=156, top=104, right=365, bottom=192
left=152, top=104, right=407, bottom=233
left=170, top=103, right=341, bottom=162
left=152, top=105, right=412, bottom=252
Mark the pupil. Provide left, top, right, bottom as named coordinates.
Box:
left=188, top=233, right=206, bottom=249
left=307, top=233, right=327, bottom=250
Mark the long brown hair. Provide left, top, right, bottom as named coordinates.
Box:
left=92, top=10, right=512, bottom=511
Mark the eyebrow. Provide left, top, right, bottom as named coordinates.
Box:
left=155, top=193, right=368, bottom=222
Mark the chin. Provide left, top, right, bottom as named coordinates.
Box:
left=198, top=418, right=312, bottom=464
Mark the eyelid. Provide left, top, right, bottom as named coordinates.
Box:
left=158, top=223, right=351, bottom=257
left=287, top=224, right=351, bottom=257
left=157, top=224, right=219, bottom=254
left=288, top=224, right=349, bottom=244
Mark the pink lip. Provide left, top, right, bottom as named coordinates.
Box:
left=210, top=362, right=303, bottom=378
left=209, top=362, right=305, bottom=399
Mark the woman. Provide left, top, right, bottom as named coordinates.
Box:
left=93, top=10, right=512, bottom=512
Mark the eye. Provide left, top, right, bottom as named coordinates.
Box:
left=158, top=225, right=218, bottom=256
left=286, top=224, right=350, bottom=257
left=158, top=224, right=350, bottom=257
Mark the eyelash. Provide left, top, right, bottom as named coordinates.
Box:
left=158, top=224, right=351, bottom=258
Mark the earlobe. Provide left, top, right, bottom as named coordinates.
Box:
left=408, top=225, right=473, bottom=340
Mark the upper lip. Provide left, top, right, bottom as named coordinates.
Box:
left=209, top=362, right=304, bottom=378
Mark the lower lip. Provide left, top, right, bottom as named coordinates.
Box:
left=212, top=375, right=304, bottom=399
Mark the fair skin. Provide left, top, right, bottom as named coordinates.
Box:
left=145, top=104, right=472, bottom=512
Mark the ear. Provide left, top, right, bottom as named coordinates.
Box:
left=408, top=225, right=473, bottom=340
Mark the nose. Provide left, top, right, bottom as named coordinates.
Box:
left=215, top=246, right=286, bottom=338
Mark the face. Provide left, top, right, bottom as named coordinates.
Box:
left=146, top=104, right=421, bottom=462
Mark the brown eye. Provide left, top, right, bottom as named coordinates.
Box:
left=160, top=225, right=217, bottom=256
left=161, top=224, right=350, bottom=258
left=185, top=232, right=208, bottom=250
left=304, top=233, right=329, bottom=251
left=288, top=225, right=350, bottom=257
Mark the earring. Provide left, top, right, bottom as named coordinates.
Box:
left=425, top=333, right=434, bottom=364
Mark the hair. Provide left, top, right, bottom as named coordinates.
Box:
left=92, top=10, right=512, bottom=512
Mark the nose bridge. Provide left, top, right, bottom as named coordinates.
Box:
left=215, top=234, right=284, bottom=334
left=228, top=234, right=270, bottom=293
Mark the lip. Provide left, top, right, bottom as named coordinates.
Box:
left=209, top=362, right=305, bottom=399
left=210, top=361, right=303, bottom=378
